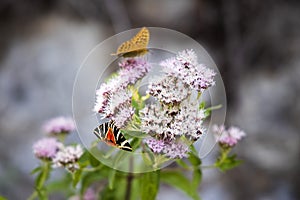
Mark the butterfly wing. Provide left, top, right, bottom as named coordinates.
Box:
left=93, top=123, right=107, bottom=140
left=93, top=121, right=132, bottom=152
left=110, top=122, right=133, bottom=151
left=112, top=27, right=150, bottom=57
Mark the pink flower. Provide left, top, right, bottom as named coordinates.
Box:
left=94, top=58, right=150, bottom=124
left=43, top=116, right=75, bottom=134
left=33, top=138, right=62, bottom=160
left=145, top=138, right=190, bottom=159
left=163, top=140, right=190, bottom=159
left=119, top=58, right=151, bottom=85
left=145, top=138, right=166, bottom=153
left=84, top=188, right=97, bottom=200
left=213, top=125, right=246, bottom=147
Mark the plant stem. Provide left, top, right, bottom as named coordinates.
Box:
left=125, top=173, right=133, bottom=200
left=28, top=161, right=51, bottom=200
left=125, top=156, right=134, bottom=200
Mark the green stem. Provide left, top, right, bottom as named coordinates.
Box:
left=201, top=165, right=216, bottom=169
left=28, top=191, right=38, bottom=200
left=125, top=157, right=134, bottom=200
left=214, top=147, right=231, bottom=167
left=28, top=161, right=51, bottom=200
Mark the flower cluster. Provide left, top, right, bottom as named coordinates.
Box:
left=43, top=116, right=75, bottom=135
left=213, top=125, right=246, bottom=147
left=139, top=49, right=215, bottom=158
left=93, top=49, right=216, bottom=159
left=145, top=138, right=189, bottom=159
left=53, top=145, right=83, bottom=172
left=33, top=117, right=83, bottom=172
left=148, top=76, right=190, bottom=104
left=140, top=96, right=206, bottom=141
left=33, top=138, right=63, bottom=160
left=160, top=49, right=216, bottom=92
left=94, top=58, right=151, bottom=128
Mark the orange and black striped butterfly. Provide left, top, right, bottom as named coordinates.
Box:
left=93, top=120, right=132, bottom=152
left=111, top=27, right=150, bottom=58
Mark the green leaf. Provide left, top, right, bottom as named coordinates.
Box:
left=100, top=174, right=127, bottom=200
left=140, top=170, right=160, bottom=200
left=188, top=152, right=201, bottom=167
left=88, top=151, right=101, bottom=167
left=130, top=174, right=141, bottom=200
left=31, top=166, right=42, bottom=175
left=215, top=154, right=242, bottom=172
left=204, top=104, right=222, bottom=118
left=35, top=162, right=51, bottom=189
left=108, top=169, right=117, bottom=189
left=175, top=159, right=190, bottom=169
left=47, top=173, right=73, bottom=196
left=199, top=101, right=206, bottom=109
left=160, top=171, right=199, bottom=200
left=36, top=187, right=48, bottom=200
left=72, top=169, right=82, bottom=188
left=80, top=170, right=107, bottom=195
left=78, top=150, right=90, bottom=167
left=191, top=168, right=202, bottom=192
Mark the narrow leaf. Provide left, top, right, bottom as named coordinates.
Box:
left=191, top=168, right=202, bottom=191
left=108, top=169, right=117, bottom=189
left=72, top=169, right=82, bottom=188
left=31, top=166, right=42, bottom=175
left=140, top=170, right=160, bottom=200
left=160, top=171, right=199, bottom=200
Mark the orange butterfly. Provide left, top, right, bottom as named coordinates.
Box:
left=111, top=27, right=150, bottom=58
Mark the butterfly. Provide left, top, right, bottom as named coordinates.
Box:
left=93, top=120, right=132, bottom=152
left=111, top=27, right=150, bottom=58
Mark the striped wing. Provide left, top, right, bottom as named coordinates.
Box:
left=93, top=121, right=132, bottom=152
left=112, top=27, right=149, bottom=57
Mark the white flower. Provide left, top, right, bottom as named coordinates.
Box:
left=140, top=96, right=205, bottom=140
left=112, top=102, right=134, bottom=128
left=172, top=97, right=206, bottom=140
left=160, top=49, right=216, bottom=92
left=148, top=76, right=190, bottom=104
left=176, top=49, right=198, bottom=66
left=53, top=145, right=83, bottom=172
left=104, top=89, right=132, bottom=117
left=140, top=104, right=172, bottom=136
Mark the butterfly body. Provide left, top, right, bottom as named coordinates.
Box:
left=93, top=121, right=132, bottom=152
left=112, top=27, right=150, bottom=57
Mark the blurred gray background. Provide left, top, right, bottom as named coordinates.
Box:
left=0, top=0, right=299, bottom=199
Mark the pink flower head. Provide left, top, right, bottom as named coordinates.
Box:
left=145, top=138, right=190, bottom=159
left=119, top=58, right=151, bottom=85
left=213, top=125, right=246, bottom=147
left=145, top=138, right=166, bottom=153
left=163, top=140, right=190, bottom=159
left=33, top=138, right=62, bottom=160
left=43, top=116, right=75, bottom=135
left=84, top=188, right=97, bottom=200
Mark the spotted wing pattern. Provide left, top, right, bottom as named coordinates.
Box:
left=93, top=121, right=132, bottom=152
left=112, top=27, right=149, bottom=57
